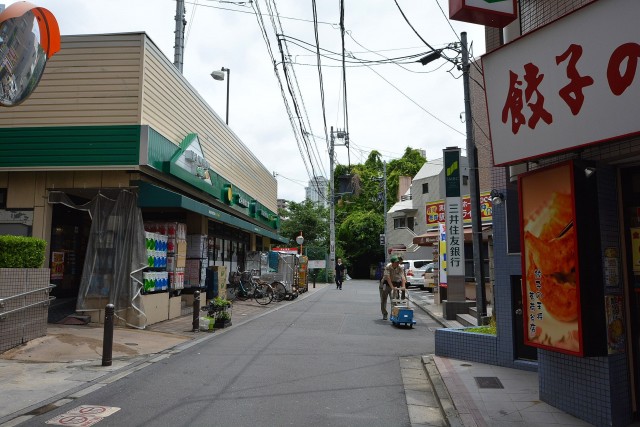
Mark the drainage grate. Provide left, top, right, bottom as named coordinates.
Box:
left=474, top=376, right=504, bottom=389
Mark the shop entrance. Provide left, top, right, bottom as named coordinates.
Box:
left=511, top=275, right=537, bottom=361
left=620, top=167, right=640, bottom=417
left=49, top=202, right=91, bottom=321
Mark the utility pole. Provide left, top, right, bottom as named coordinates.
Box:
left=383, top=160, right=388, bottom=264
left=174, top=0, right=186, bottom=73
left=461, top=31, right=487, bottom=323
left=329, top=127, right=336, bottom=279
left=329, top=127, right=348, bottom=280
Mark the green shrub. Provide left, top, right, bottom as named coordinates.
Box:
left=465, top=317, right=497, bottom=335
left=217, top=310, right=231, bottom=321
left=212, top=296, right=231, bottom=309
left=0, top=235, right=47, bottom=268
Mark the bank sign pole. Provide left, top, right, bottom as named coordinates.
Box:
left=443, top=147, right=466, bottom=320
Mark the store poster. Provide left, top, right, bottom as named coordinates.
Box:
left=604, top=247, right=621, bottom=291
left=631, top=228, right=640, bottom=273
left=51, top=251, right=64, bottom=280
left=605, top=295, right=625, bottom=355
left=520, top=162, right=583, bottom=355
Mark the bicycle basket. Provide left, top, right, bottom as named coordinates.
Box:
left=240, top=271, right=252, bottom=282
left=228, top=271, right=241, bottom=286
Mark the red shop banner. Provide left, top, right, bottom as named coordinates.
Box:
left=425, top=192, right=492, bottom=226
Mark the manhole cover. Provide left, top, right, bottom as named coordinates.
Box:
left=474, top=376, right=504, bottom=389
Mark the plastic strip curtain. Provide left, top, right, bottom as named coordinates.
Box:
left=48, top=190, right=148, bottom=328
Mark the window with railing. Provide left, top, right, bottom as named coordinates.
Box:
left=394, top=218, right=406, bottom=229
left=394, top=216, right=415, bottom=231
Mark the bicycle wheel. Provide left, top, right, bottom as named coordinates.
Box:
left=254, top=283, right=273, bottom=305
left=234, top=284, right=249, bottom=301
left=270, top=281, right=287, bottom=302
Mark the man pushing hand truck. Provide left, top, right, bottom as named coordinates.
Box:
left=379, top=255, right=407, bottom=320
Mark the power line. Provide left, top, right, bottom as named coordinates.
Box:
left=268, top=0, right=327, bottom=184
left=279, top=35, right=433, bottom=65
left=346, top=31, right=449, bottom=74
left=262, top=0, right=328, bottom=201
left=186, top=0, right=336, bottom=25
left=363, top=64, right=465, bottom=137
left=252, top=0, right=313, bottom=183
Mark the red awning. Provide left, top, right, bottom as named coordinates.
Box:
left=413, top=225, right=492, bottom=246
left=413, top=230, right=439, bottom=246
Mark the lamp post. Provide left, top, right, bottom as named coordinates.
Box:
left=296, top=233, right=304, bottom=255
left=211, top=67, right=230, bottom=125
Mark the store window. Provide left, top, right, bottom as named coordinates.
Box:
left=0, top=189, right=6, bottom=208
left=208, top=221, right=250, bottom=273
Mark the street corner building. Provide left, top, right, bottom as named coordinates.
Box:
left=433, top=1, right=640, bottom=426
left=0, top=32, right=287, bottom=342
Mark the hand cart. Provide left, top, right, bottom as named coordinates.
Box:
left=389, top=299, right=416, bottom=328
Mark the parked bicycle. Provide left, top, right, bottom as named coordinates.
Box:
left=229, top=269, right=286, bottom=305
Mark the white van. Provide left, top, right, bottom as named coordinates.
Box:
left=422, top=262, right=437, bottom=292
left=401, top=260, right=432, bottom=289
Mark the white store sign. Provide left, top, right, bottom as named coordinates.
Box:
left=483, top=0, right=640, bottom=165
left=445, top=197, right=464, bottom=276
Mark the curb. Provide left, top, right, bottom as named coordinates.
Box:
left=409, top=295, right=465, bottom=426
left=407, top=294, right=462, bottom=329
left=422, top=355, right=464, bottom=427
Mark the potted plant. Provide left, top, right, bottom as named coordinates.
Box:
left=207, top=296, right=231, bottom=328
left=211, top=296, right=231, bottom=312
left=214, top=309, right=232, bottom=328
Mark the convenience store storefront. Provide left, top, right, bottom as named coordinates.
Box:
left=0, top=32, right=286, bottom=329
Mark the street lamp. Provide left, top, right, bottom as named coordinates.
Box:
left=211, top=67, right=230, bottom=125
left=296, top=233, right=304, bottom=255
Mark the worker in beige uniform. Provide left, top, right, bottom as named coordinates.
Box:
left=394, top=256, right=407, bottom=300
left=379, top=255, right=406, bottom=320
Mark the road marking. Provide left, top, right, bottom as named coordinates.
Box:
left=45, top=406, right=120, bottom=426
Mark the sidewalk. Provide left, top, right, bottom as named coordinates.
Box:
left=0, top=283, right=329, bottom=426
left=408, top=291, right=593, bottom=427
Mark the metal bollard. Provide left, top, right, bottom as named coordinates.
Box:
left=102, top=303, right=114, bottom=367
left=192, top=290, right=200, bottom=332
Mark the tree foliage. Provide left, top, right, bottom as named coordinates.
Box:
left=332, top=147, right=426, bottom=277
left=277, top=147, right=425, bottom=279
left=278, top=200, right=328, bottom=248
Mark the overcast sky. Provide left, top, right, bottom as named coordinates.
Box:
left=25, top=0, right=486, bottom=202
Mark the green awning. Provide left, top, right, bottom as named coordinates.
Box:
left=137, top=182, right=287, bottom=243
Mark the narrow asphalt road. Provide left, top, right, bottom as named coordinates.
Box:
left=21, top=280, right=440, bottom=427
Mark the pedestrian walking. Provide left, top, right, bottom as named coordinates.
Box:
left=379, top=255, right=406, bottom=320
left=335, top=258, right=346, bottom=290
